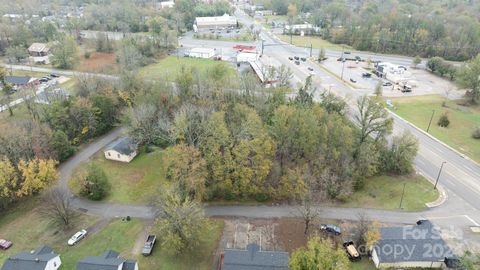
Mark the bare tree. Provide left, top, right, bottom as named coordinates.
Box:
left=296, top=193, right=320, bottom=235
left=354, top=212, right=370, bottom=246
left=40, top=187, right=75, bottom=228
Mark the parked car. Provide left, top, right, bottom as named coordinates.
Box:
left=0, top=239, right=12, bottom=250
left=294, top=56, right=300, bottom=60
left=288, top=56, right=294, bottom=60
left=337, top=57, right=346, bottom=62
left=398, top=65, right=407, bottom=70
left=344, top=51, right=351, bottom=54
left=295, top=60, right=300, bottom=65
left=39, top=78, right=49, bottom=83
left=68, top=229, right=87, bottom=246
left=50, top=73, right=59, bottom=78
left=383, top=81, right=392, bottom=86
left=307, top=67, right=314, bottom=71
left=362, top=72, right=371, bottom=78
left=355, top=56, right=361, bottom=61
left=41, top=76, right=51, bottom=81
left=142, top=235, right=157, bottom=256
left=320, top=224, right=341, bottom=235
left=300, top=57, right=307, bottom=62
left=350, top=78, right=357, bottom=83
left=343, top=241, right=361, bottom=261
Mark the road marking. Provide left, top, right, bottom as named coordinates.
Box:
left=464, top=215, right=480, bottom=226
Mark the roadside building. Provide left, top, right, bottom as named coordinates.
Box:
left=4, top=76, right=38, bottom=90
left=372, top=220, right=455, bottom=269
left=104, top=137, right=138, bottom=163
left=236, top=52, right=260, bottom=63
left=76, top=250, right=138, bottom=270
left=284, top=23, right=320, bottom=36
left=28, top=43, right=51, bottom=64
left=188, top=47, right=216, bottom=59
left=220, top=243, right=289, bottom=270
left=194, top=14, right=237, bottom=31
left=1, top=245, right=61, bottom=270
left=158, top=0, right=175, bottom=9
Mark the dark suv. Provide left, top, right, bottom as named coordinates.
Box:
left=320, top=224, right=342, bottom=235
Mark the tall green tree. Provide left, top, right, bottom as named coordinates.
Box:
left=456, top=54, right=480, bottom=104
left=355, top=95, right=393, bottom=144
left=51, top=36, right=79, bottom=69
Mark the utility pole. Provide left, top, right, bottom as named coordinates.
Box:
left=261, top=39, right=264, bottom=55
left=434, top=162, right=446, bottom=190
left=340, top=45, right=346, bottom=81
left=399, top=183, right=406, bottom=209
left=309, top=44, right=312, bottom=58
left=427, top=109, right=435, bottom=133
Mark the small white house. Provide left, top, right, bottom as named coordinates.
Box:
left=237, top=52, right=260, bottom=63
left=159, top=0, right=175, bottom=9
left=188, top=48, right=216, bottom=59
left=104, top=137, right=138, bottom=163
left=1, top=245, right=61, bottom=270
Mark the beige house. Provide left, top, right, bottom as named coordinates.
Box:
left=372, top=220, right=455, bottom=269
left=104, top=137, right=138, bottom=163
left=28, top=43, right=51, bottom=64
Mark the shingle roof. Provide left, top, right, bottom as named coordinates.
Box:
left=5, top=76, right=32, bottom=86
left=28, top=43, right=49, bottom=53
left=105, top=137, right=137, bottom=156
left=374, top=220, right=453, bottom=263
left=1, top=245, right=59, bottom=270
left=76, top=250, right=137, bottom=270
left=223, top=243, right=289, bottom=270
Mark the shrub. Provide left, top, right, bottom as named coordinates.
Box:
left=437, top=113, right=450, bottom=127
left=255, top=193, right=269, bottom=202
left=84, top=51, right=91, bottom=59
left=472, top=127, right=480, bottom=139
left=80, top=164, right=110, bottom=200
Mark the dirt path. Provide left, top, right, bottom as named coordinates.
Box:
left=132, top=219, right=155, bottom=255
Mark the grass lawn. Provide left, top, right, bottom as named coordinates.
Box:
left=0, top=197, right=224, bottom=269
left=391, top=95, right=480, bottom=163
left=139, top=56, right=234, bottom=81
left=70, top=150, right=168, bottom=204
left=0, top=197, right=97, bottom=267
left=342, top=175, right=438, bottom=212
left=351, top=259, right=376, bottom=270
left=279, top=35, right=352, bottom=51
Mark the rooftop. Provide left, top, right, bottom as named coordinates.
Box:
left=4, top=76, right=33, bottom=86
left=76, top=250, right=137, bottom=270
left=1, top=245, right=59, bottom=270
left=105, top=137, right=137, bottom=156
left=195, top=14, right=237, bottom=26
left=223, top=243, right=289, bottom=270
left=28, top=43, right=49, bottom=53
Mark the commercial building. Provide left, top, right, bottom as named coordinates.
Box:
left=194, top=14, right=237, bottom=31
left=188, top=47, right=216, bottom=59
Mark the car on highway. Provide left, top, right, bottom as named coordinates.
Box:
left=320, top=224, right=341, bottom=235
left=383, top=81, right=392, bottom=86
left=337, top=57, right=346, bottom=62
left=68, top=229, right=87, bottom=246
left=350, top=78, right=357, bottom=83
left=0, top=239, right=12, bottom=250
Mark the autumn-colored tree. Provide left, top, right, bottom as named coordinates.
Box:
left=16, top=159, right=58, bottom=197
left=365, top=221, right=381, bottom=251
left=164, top=143, right=207, bottom=201
left=0, top=159, right=18, bottom=207
left=289, top=236, right=350, bottom=270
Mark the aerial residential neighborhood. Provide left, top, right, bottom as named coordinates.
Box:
left=0, top=0, right=479, bottom=269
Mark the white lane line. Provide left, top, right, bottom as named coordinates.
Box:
left=464, top=215, right=480, bottom=226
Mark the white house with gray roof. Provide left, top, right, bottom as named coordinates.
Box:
left=104, top=137, right=138, bottom=163
left=1, top=245, right=61, bottom=270
left=221, top=243, right=289, bottom=270
left=76, top=250, right=138, bottom=270
left=372, top=220, right=455, bottom=269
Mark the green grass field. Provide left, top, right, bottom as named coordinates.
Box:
left=70, top=150, right=168, bottom=204
left=351, top=259, right=376, bottom=270
left=0, top=197, right=224, bottom=269
left=391, top=95, right=480, bottom=163
left=279, top=35, right=352, bottom=51
left=139, top=56, right=235, bottom=81
left=343, top=175, right=439, bottom=212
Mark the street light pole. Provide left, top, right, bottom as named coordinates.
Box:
left=340, top=45, right=346, bottom=81
left=427, top=109, right=435, bottom=133
left=399, top=183, right=406, bottom=209
left=434, top=162, right=446, bottom=190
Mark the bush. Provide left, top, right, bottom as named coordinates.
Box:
left=437, top=113, right=450, bottom=127
left=84, top=51, right=91, bottom=59
left=472, top=127, right=480, bottom=139
left=80, top=164, right=110, bottom=200
left=255, top=193, right=269, bottom=202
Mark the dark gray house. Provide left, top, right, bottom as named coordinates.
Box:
left=76, top=250, right=138, bottom=270
left=221, top=243, right=289, bottom=270
left=372, top=220, right=455, bottom=269
left=1, top=245, right=61, bottom=270
left=4, top=76, right=38, bottom=89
